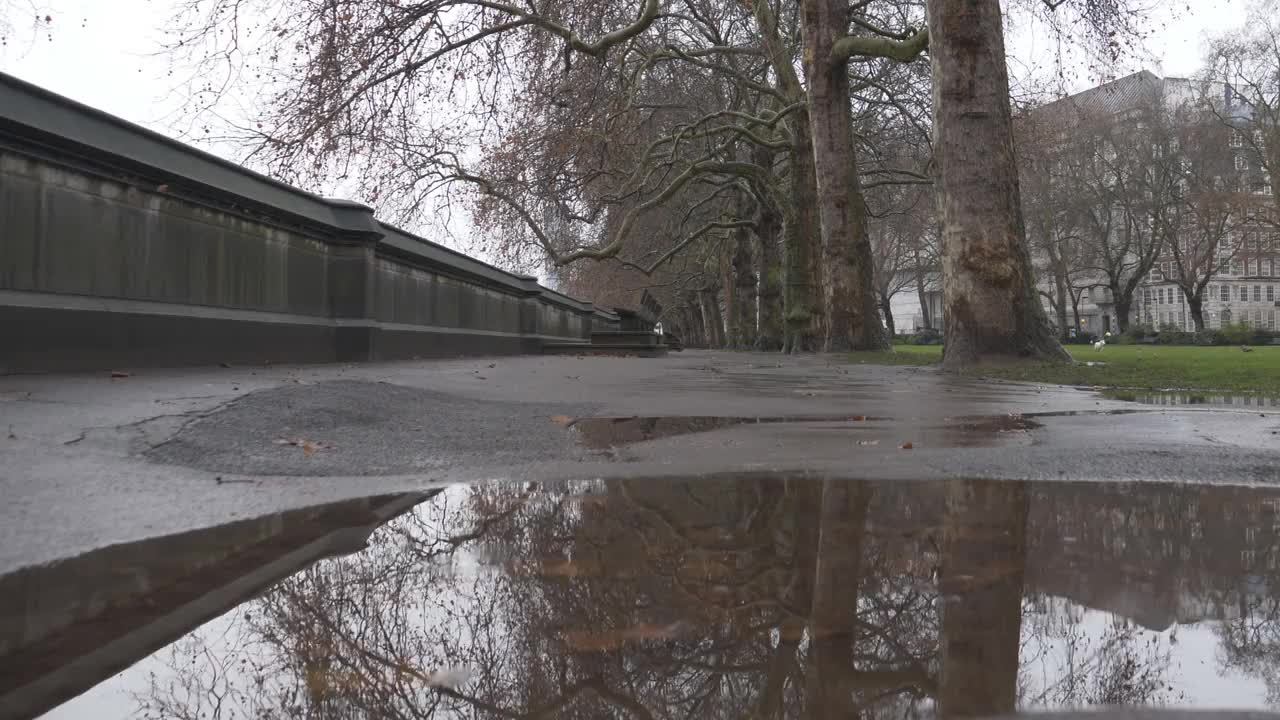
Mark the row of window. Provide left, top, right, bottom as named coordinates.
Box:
left=1147, top=308, right=1277, bottom=330
left=1230, top=128, right=1268, bottom=148
left=1156, top=258, right=1280, bottom=279
left=1145, top=285, right=1277, bottom=305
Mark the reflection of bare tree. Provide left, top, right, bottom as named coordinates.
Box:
left=1020, top=609, right=1181, bottom=709
left=131, top=477, right=1280, bottom=718
left=1217, top=596, right=1280, bottom=706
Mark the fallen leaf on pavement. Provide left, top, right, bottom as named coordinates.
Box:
left=899, top=442, right=914, bottom=450
left=850, top=415, right=867, bottom=421
left=550, top=415, right=575, bottom=426
left=274, top=437, right=333, bottom=456
left=110, top=370, right=130, bottom=378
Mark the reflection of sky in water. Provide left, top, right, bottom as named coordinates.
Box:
left=24, top=479, right=1280, bottom=717
left=42, top=601, right=1271, bottom=718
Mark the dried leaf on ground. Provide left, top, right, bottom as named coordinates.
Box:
left=899, top=442, right=914, bottom=450
left=274, top=437, right=333, bottom=456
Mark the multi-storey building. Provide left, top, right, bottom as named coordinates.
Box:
left=1029, top=71, right=1280, bottom=335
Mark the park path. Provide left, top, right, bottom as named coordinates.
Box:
left=1, top=350, right=1277, bottom=574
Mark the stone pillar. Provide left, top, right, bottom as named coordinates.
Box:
left=324, top=200, right=384, bottom=361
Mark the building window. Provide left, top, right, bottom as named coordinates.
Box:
left=1269, top=286, right=1276, bottom=302
left=1272, top=259, right=1278, bottom=276
left=1222, top=284, right=1231, bottom=301
left=1248, top=260, right=1256, bottom=275
left=1233, top=132, right=1245, bottom=148
left=1158, top=288, right=1165, bottom=304
left=1242, top=285, right=1251, bottom=301
left=1256, top=285, right=1263, bottom=302
left=1244, top=550, right=1257, bottom=568
left=1235, top=260, right=1244, bottom=275
left=1238, top=155, right=1249, bottom=170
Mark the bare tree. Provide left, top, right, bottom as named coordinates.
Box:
left=1019, top=109, right=1095, bottom=340
left=1161, top=96, right=1249, bottom=330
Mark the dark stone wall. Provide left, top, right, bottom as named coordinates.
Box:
left=0, top=72, right=600, bottom=372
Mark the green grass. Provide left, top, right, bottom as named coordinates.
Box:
left=849, top=344, right=1280, bottom=395
left=847, top=344, right=942, bottom=366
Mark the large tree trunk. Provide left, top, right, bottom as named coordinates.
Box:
left=1188, top=293, right=1205, bottom=331
left=757, top=199, right=785, bottom=351
left=784, top=121, right=824, bottom=353
left=1111, top=284, right=1132, bottom=333
left=879, top=294, right=896, bottom=337
left=938, top=479, right=1028, bottom=718
left=722, top=246, right=740, bottom=348
left=700, top=289, right=725, bottom=347
left=926, top=0, right=1069, bottom=368
left=732, top=224, right=758, bottom=348
left=1052, top=267, right=1070, bottom=341
left=749, top=0, right=823, bottom=354
left=799, top=0, right=890, bottom=352
left=688, top=297, right=707, bottom=348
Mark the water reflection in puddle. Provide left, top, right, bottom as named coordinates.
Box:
left=563, top=414, right=1041, bottom=451
left=564, top=415, right=878, bottom=449
left=12, top=477, right=1280, bottom=718
left=1105, top=390, right=1280, bottom=408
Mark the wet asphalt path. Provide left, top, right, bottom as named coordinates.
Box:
left=1, top=350, right=1277, bottom=574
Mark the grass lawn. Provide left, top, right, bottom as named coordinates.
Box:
left=848, top=344, right=1280, bottom=395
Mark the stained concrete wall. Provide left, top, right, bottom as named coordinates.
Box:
left=0, top=72, right=609, bottom=371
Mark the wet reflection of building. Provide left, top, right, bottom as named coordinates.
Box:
left=0, top=493, right=428, bottom=719
left=1027, top=482, right=1280, bottom=629
left=21, top=477, right=1280, bottom=718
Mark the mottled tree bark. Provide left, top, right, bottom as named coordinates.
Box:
left=799, top=0, right=890, bottom=352
left=756, top=201, right=785, bottom=351
left=732, top=224, right=758, bottom=348
left=700, top=288, right=725, bottom=348
left=749, top=0, right=823, bottom=354
left=784, top=119, right=824, bottom=353
left=926, top=0, right=1069, bottom=368
left=685, top=299, right=706, bottom=348
left=938, top=479, right=1028, bottom=717
left=879, top=294, right=896, bottom=337
left=1189, top=296, right=1205, bottom=331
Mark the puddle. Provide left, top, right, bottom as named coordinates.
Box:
left=12, top=476, right=1280, bottom=718
left=563, top=415, right=878, bottom=449
left=563, top=414, right=1042, bottom=450
left=1105, top=390, right=1280, bottom=408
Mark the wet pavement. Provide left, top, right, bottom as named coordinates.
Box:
left=2, top=351, right=1279, bottom=717
left=10, top=476, right=1280, bottom=718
